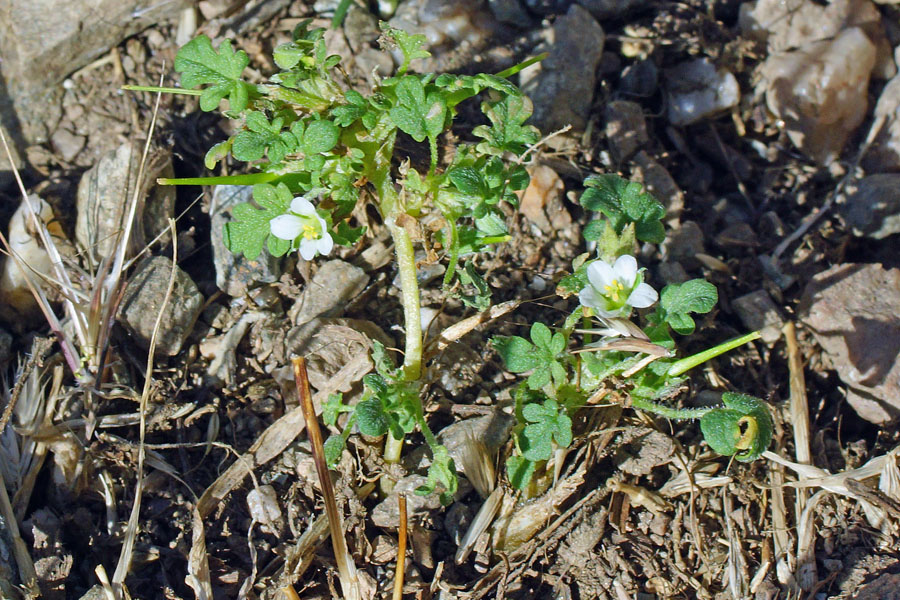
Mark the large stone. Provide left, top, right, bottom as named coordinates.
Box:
left=210, top=186, right=286, bottom=297
left=758, top=27, right=875, bottom=165
left=0, top=0, right=189, bottom=144
left=75, top=142, right=175, bottom=264
left=800, top=263, right=900, bottom=423
left=118, top=256, right=204, bottom=356
left=842, top=174, right=900, bottom=239
left=520, top=4, right=605, bottom=132
left=288, top=259, right=370, bottom=326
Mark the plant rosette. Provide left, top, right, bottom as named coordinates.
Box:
left=270, top=195, right=334, bottom=260
left=579, top=255, right=658, bottom=318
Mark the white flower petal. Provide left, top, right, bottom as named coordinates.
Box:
left=628, top=282, right=658, bottom=308
left=587, top=260, right=616, bottom=291
left=579, top=286, right=602, bottom=310
left=316, top=232, right=334, bottom=256
left=613, top=255, right=638, bottom=287
left=290, top=196, right=316, bottom=216
left=299, top=238, right=318, bottom=260
left=270, top=214, right=303, bottom=240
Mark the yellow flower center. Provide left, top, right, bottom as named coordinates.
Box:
left=604, top=279, right=625, bottom=302
left=302, top=224, right=319, bottom=240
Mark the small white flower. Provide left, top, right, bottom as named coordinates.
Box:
left=579, top=255, right=658, bottom=318
left=270, top=196, right=334, bottom=260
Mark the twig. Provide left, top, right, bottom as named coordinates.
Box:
left=293, top=357, right=360, bottom=600
left=393, top=494, right=407, bottom=600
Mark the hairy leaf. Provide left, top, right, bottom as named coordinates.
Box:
left=700, top=392, right=772, bottom=461
left=222, top=183, right=293, bottom=260
left=175, top=35, right=252, bottom=112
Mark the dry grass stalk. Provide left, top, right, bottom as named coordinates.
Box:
left=0, top=468, right=39, bottom=596
left=292, top=357, right=360, bottom=600
left=722, top=485, right=748, bottom=599
left=783, top=321, right=816, bottom=589
left=393, top=494, right=408, bottom=600
left=111, top=219, right=178, bottom=595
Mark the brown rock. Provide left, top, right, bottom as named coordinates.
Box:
left=800, top=263, right=900, bottom=423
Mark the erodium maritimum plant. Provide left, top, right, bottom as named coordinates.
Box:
left=134, top=21, right=542, bottom=502
left=493, top=174, right=773, bottom=491
left=138, top=21, right=771, bottom=501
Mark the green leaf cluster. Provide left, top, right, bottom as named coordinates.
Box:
left=493, top=322, right=569, bottom=391
left=700, top=393, right=773, bottom=461
left=650, top=279, right=718, bottom=335
left=580, top=174, right=665, bottom=246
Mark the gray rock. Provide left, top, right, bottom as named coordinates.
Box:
left=520, top=4, right=605, bottom=132
left=577, top=0, right=652, bottom=19
left=488, top=0, right=533, bottom=26
left=732, top=290, right=784, bottom=345
left=288, top=259, right=369, bottom=326
left=0, top=0, right=188, bottom=143
left=118, top=256, right=204, bottom=356
left=371, top=474, right=469, bottom=528
left=842, top=174, right=900, bottom=239
left=605, top=100, right=648, bottom=162
left=633, top=151, right=684, bottom=221
left=210, top=186, right=286, bottom=297
left=75, top=142, right=175, bottom=264
left=662, top=220, right=704, bottom=265
left=715, top=222, right=758, bottom=250
left=619, top=59, right=658, bottom=98
left=800, top=263, right=900, bottom=423
left=665, top=58, right=739, bottom=126
left=50, top=127, right=85, bottom=163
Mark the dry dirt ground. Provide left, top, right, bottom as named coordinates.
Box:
left=1, top=1, right=900, bottom=599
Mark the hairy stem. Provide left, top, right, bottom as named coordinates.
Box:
left=387, top=218, right=423, bottom=383
left=630, top=396, right=712, bottom=420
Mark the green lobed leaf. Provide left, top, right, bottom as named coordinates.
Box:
left=322, top=393, right=346, bottom=426
left=301, top=119, right=340, bottom=154
left=415, top=445, right=457, bottom=505
left=658, top=279, right=718, bottom=335
left=507, top=455, right=536, bottom=490
left=222, top=182, right=294, bottom=260
left=175, top=35, right=252, bottom=112
left=232, top=112, right=295, bottom=163
left=473, top=94, right=540, bottom=156
left=579, top=174, right=665, bottom=243
left=700, top=392, right=773, bottom=462
left=492, top=336, right=541, bottom=373
left=519, top=398, right=573, bottom=461
left=323, top=435, right=346, bottom=468
left=380, top=23, right=431, bottom=75
left=356, top=397, right=388, bottom=436
left=388, top=76, right=447, bottom=143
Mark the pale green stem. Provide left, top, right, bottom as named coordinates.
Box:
left=384, top=433, right=405, bottom=464
left=630, top=396, right=712, bottom=420
left=121, top=85, right=202, bottom=96
left=386, top=218, right=423, bottom=383
left=667, top=331, right=761, bottom=378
